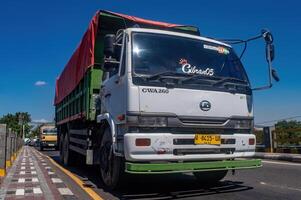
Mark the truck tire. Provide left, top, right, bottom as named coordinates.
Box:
left=62, top=134, right=75, bottom=166
left=59, top=134, right=64, bottom=163
left=100, top=127, right=125, bottom=190
left=193, top=170, right=228, bottom=184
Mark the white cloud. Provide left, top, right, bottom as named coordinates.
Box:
left=35, top=81, right=47, bottom=86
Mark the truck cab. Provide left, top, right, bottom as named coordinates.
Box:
left=97, top=27, right=262, bottom=187
left=39, top=125, right=58, bottom=151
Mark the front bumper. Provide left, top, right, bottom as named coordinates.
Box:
left=124, top=133, right=256, bottom=162
left=40, top=141, right=57, bottom=147
left=125, top=159, right=262, bottom=174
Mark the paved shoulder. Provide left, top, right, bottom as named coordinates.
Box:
left=0, top=146, right=92, bottom=200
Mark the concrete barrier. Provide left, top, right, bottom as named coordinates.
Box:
left=254, top=152, right=301, bottom=163
left=0, top=124, right=23, bottom=177
left=0, top=124, right=7, bottom=176
left=6, top=129, right=12, bottom=168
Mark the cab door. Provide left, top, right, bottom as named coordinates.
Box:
left=101, top=33, right=127, bottom=124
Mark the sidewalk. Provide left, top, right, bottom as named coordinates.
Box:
left=254, top=152, right=301, bottom=163
left=0, top=146, right=86, bottom=200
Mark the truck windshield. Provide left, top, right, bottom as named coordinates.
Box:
left=42, top=128, right=57, bottom=135
left=132, top=32, right=249, bottom=86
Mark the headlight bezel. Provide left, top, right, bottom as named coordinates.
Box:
left=226, top=119, right=254, bottom=130
left=127, top=115, right=168, bottom=127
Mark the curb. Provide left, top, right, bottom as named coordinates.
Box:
left=254, top=152, right=301, bottom=163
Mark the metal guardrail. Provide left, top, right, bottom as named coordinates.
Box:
left=0, top=124, right=23, bottom=176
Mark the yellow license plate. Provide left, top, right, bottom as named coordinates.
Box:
left=194, top=134, right=221, bottom=145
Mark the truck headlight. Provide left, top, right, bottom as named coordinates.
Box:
left=139, top=116, right=167, bottom=127
left=227, top=119, right=253, bottom=129
left=127, top=116, right=167, bottom=127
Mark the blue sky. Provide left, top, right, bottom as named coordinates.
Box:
left=0, top=0, right=300, bottom=124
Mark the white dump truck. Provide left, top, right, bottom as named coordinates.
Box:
left=55, top=10, right=279, bottom=189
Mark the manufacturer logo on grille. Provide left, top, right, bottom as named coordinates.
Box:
left=200, top=100, right=211, bottom=111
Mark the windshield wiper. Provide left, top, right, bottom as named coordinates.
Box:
left=180, top=74, right=219, bottom=83
left=212, top=77, right=248, bottom=87
left=145, top=71, right=188, bottom=80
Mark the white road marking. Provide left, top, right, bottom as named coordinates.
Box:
left=21, top=163, right=25, bottom=165
left=48, top=171, right=54, bottom=175
left=262, top=160, right=301, bottom=166
left=19, top=171, right=25, bottom=175
left=45, top=166, right=51, bottom=169
left=259, top=181, right=301, bottom=192
left=58, top=188, right=73, bottom=195
left=30, top=166, right=34, bottom=170
left=32, top=177, right=39, bottom=182
left=51, top=178, right=63, bottom=183
left=21, top=166, right=25, bottom=170
left=33, top=187, right=43, bottom=194
left=15, top=189, right=25, bottom=196
left=42, top=163, right=47, bottom=165
left=18, top=178, right=25, bottom=183
left=31, top=171, right=37, bottom=174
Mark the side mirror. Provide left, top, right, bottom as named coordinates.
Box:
left=102, top=34, right=119, bottom=72
left=252, top=29, right=279, bottom=91
left=272, top=68, right=280, bottom=82
left=262, top=29, right=273, bottom=44
left=102, top=61, right=118, bottom=72
left=104, top=34, right=116, bottom=57
left=262, top=30, right=275, bottom=62
left=266, top=43, right=275, bottom=62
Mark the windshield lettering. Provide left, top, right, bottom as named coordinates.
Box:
left=180, top=59, right=214, bottom=76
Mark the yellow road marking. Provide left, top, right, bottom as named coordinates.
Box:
left=33, top=149, right=103, bottom=200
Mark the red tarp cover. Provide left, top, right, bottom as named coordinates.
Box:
left=55, top=10, right=186, bottom=105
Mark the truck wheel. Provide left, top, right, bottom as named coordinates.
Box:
left=59, top=134, right=64, bottom=163
left=62, top=134, right=74, bottom=166
left=100, top=127, right=124, bottom=190
left=193, top=170, right=228, bottom=184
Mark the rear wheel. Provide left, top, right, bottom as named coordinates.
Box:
left=59, top=134, right=64, bottom=163
left=62, top=134, right=75, bottom=166
left=193, top=170, right=228, bottom=184
left=100, top=127, right=125, bottom=190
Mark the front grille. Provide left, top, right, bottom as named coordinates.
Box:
left=129, top=127, right=245, bottom=135
left=173, top=138, right=236, bottom=145
left=178, top=117, right=227, bottom=125
left=173, top=148, right=235, bottom=155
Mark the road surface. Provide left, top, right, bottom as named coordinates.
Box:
left=43, top=149, right=301, bottom=200
left=1, top=146, right=300, bottom=199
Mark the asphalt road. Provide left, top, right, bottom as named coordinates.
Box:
left=41, top=149, right=301, bottom=200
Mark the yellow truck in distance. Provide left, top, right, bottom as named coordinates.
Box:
left=38, top=124, right=58, bottom=151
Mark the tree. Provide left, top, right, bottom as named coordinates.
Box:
left=275, top=120, right=301, bottom=145
left=0, top=112, right=31, bottom=137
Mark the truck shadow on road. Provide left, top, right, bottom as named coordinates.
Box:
left=50, top=155, right=253, bottom=200
left=117, top=177, right=253, bottom=200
